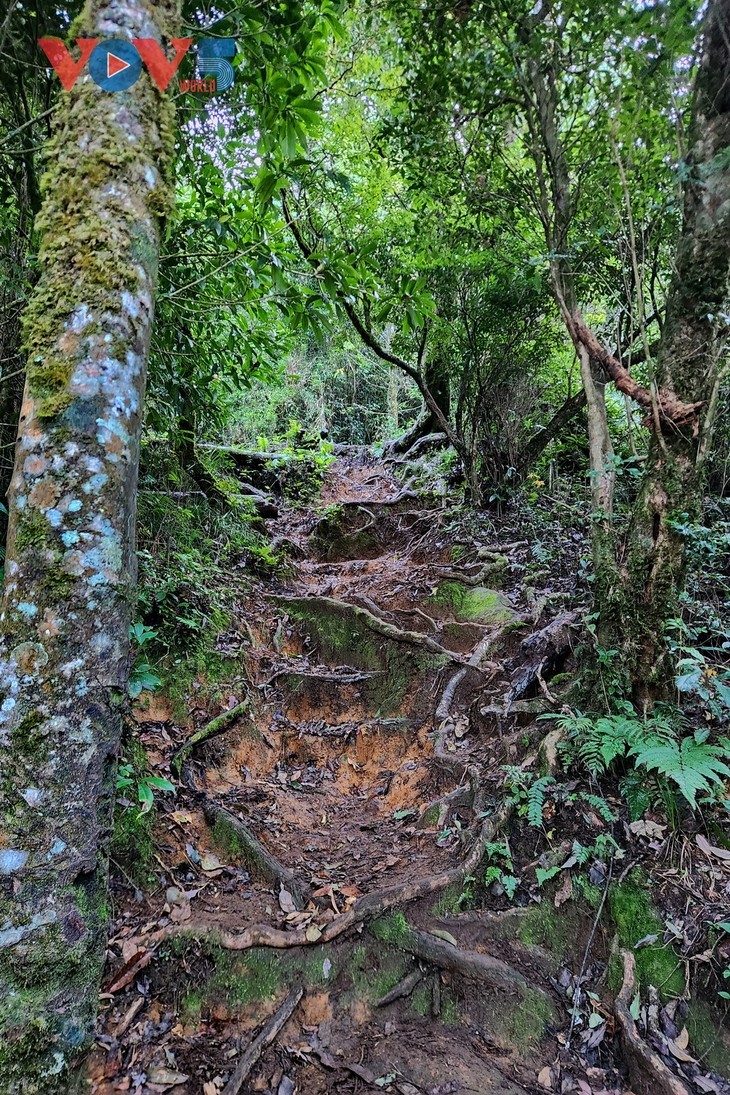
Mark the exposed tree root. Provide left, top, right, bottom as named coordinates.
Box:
left=273, top=594, right=472, bottom=665
left=613, top=951, right=691, bottom=1095
left=221, top=985, right=303, bottom=1095
left=171, top=701, right=251, bottom=775
left=132, top=802, right=513, bottom=955
left=337, top=490, right=420, bottom=507
left=202, top=799, right=309, bottom=910
left=374, top=969, right=422, bottom=1007
left=436, top=632, right=496, bottom=723
left=399, top=929, right=554, bottom=1005
left=431, top=560, right=509, bottom=586
left=261, top=664, right=380, bottom=688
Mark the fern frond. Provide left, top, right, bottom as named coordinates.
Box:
left=579, top=792, right=616, bottom=823
left=630, top=734, right=730, bottom=808
left=527, top=776, right=555, bottom=827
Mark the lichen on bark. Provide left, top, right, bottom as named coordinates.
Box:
left=0, top=1, right=179, bottom=1090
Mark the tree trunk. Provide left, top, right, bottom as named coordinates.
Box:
left=0, top=0, right=178, bottom=1088
left=622, top=0, right=730, bottom=699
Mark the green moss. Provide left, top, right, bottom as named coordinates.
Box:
left=499, top=990, right=554, bottom=1047
left=431, top=882, right=474, bottom=916
left=161, top=938, right=284, bottom=1017
left=411, top=983, right=460, bottom=1024
left=14, top=509, right=50, bottom=553
left=517, top=902, right=569, bottom=960
left=110, top=806, right=154, bottom=884
left=180, top=990, right=203, bottom=1025
left=429, top=582, right=516, bottom=623
left=420, top=804, right=441, bottom=828
left=573, top=874, right=603, bottom=909
left=348, top=946, right=410, bottom=1003
left=607, top=874, right=685, bottom=998
left=210, top=815, right=246, bottom=860
left=686, top=1001, right=730, bottom=1078
left=284, top=598, right=436, bottom=713
left=410, top=982, right=431, bottom=1017
left=208, top=948, right=282, bottom=1010
left=440, top=991, right=461, bottom=1025
left=370, top=911, right=412, bottom=945
left=110, top=738, right=154, bottom=884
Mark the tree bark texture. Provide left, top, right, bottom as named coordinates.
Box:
left=0, top=0, right=177, bottom=1089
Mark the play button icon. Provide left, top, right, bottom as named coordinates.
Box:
left=107, top=51, right=131, bottom=79
left=88, top=39, right=142, bottom=92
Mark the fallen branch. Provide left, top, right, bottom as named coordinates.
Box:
left=171, top=701, right=251, bottom=775
left=374, top=968, right=422, bottom=1007
left=273, top=594, right=469, bottom=666
left=400, top=929, right=554, bottom=1006
left=202, top=799, right=308, bottom=911
left=614, top=951, right=691, bottom=1095
left=222, top=986, right=303, bottom=1095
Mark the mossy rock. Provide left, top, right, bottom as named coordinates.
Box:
left=430, top=582, right=518, bottom=624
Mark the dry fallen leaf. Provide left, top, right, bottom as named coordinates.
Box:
left=554, top=872, right=573, bottom=908
left=696, top=834, right=730, bottom=862
left=666, top=1036, right=696, bottom=1064
left=430, top=929, right=458, bottom=947
left=629, top=819, right=667, bottom=840
left=675, top=1026, right=689, bottom=1050
left=146, top=1067, right=189, bottom=1088
left=106, top=950, right=152, bottom=994
left=279, top=886, right=297, bottom=914
left=306, top=924, right=322, bottom=942
left=536, top=1064, right=554, bottom=1090
left=200, top=852, right=225, bottom=874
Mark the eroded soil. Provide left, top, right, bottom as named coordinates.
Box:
left=88, top=452, right=730, bottom=1095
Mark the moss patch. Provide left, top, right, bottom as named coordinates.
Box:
left=430, top=582, right=517, bottom=623
left=283, top=598, right=438, bottom=714
left=348, top=944, right=411, bottom=1004
left=370, top=911, right=413, bottom=945
left=515, top=902, right=569, bottom=961
left=607, top=874, right=684, bottom=999
left=686, top=1001, right=730, bottom=1078
left=493, top=989, right=554, bottom=1048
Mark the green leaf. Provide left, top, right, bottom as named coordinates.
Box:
left=535, top=865, right=560, bottom=887
left=145, top=776, right=175, bottom=793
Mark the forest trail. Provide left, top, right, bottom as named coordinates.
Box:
left=89, top=452, right=600, bottom=1095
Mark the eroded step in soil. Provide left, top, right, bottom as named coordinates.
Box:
left=93, top=455, right=590, bottom=1095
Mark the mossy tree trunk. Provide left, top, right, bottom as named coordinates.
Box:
left=521, top=0, right=730, bottom=697
left=0, top=0, right=178, bottom=1089
left=622, top=0, right=730, bottom=701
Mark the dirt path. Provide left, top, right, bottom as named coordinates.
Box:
left=90, top=452, right=583, bottom=1095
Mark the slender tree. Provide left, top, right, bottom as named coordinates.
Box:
left=620, top=0, right=730, bottom=697
left=517, top=0, right=730, bottom=696
left=0, top=0, right=178, bottom=1088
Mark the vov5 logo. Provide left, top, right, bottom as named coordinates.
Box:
left=39, top=36, right=236, bottom=94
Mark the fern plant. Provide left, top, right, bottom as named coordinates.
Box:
left=502, top=767, right=556, bottom=827
left=547, top=709, right=730, bottom=809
